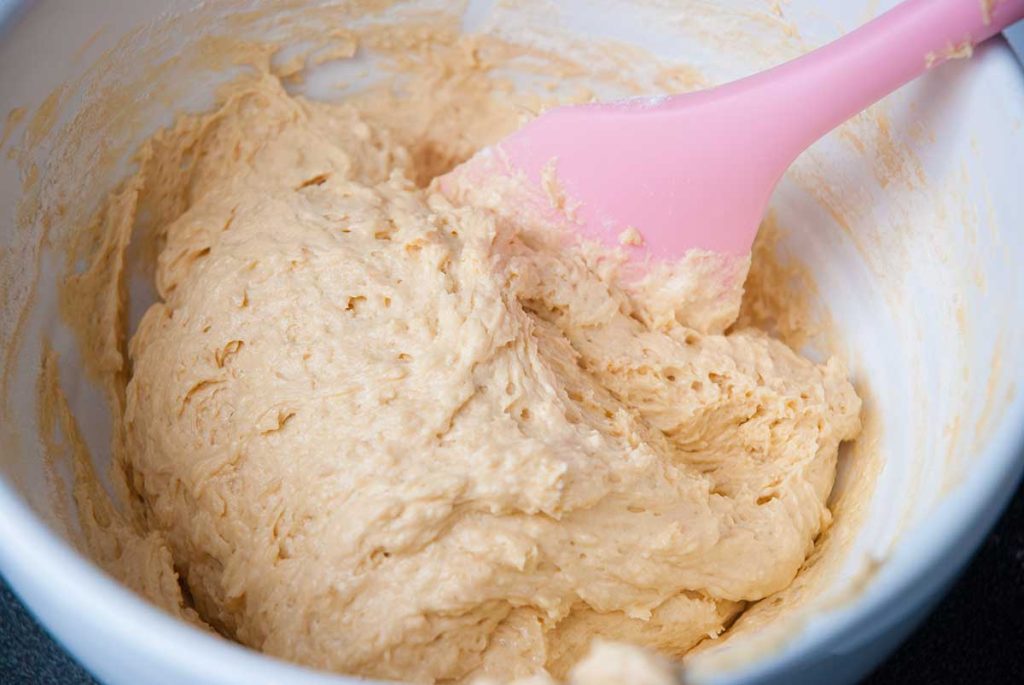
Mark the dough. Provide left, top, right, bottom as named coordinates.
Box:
left=120, top=72, right=860, bottom=683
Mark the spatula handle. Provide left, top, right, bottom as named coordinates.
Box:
left=723, top=0, right=1024, bottom=164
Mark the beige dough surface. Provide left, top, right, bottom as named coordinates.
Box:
left=106, top=59, right=861, bottom=684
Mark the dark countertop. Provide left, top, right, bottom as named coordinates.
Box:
left=2, top=475, right=1022, bottom=685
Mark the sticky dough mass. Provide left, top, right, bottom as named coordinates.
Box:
left=121, top=76, right=860, bottom=683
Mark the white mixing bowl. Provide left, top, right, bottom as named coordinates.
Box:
left=1, top=2, right=1022, bottom=684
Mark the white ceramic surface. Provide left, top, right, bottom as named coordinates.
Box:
left=0, top=2, right=1022, bottom=685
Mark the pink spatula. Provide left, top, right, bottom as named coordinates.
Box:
left=444, top=0, right=1024, bottom=264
